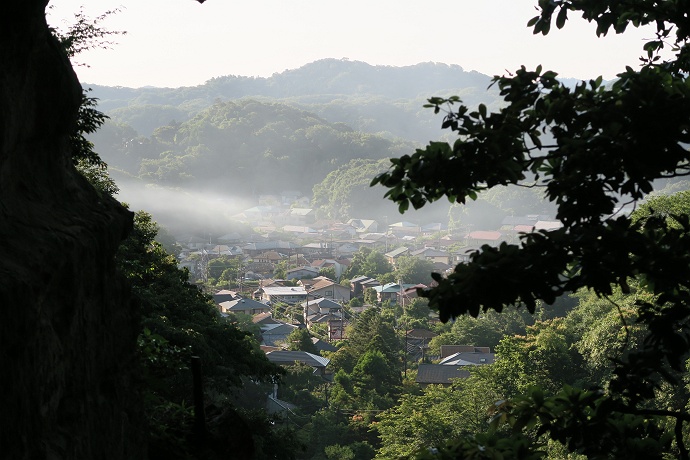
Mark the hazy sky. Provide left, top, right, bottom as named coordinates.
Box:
left=48, top=0, right=655, bottom=88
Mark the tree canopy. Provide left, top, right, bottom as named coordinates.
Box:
left=373, top=1, right=690, bottom=458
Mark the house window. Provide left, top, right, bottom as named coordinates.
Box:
left=325, top=290, right=333, bottom=297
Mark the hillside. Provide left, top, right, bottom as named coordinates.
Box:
left=85, top=60, right=533, bottom=231
left=90, top=59, right=492, bottom=110
left=89, top=59, right=501, bottom=142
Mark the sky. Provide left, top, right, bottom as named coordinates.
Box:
left=48, top=0, right=656, bottom=88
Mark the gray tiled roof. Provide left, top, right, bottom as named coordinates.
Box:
left=266, top=350, right=330, bottom=368
left=416, top=364, right=470, bottom=384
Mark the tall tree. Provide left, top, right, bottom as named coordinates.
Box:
left=393, top=256, right=436, bottom=285
left=373, top=1, right=690, bottom=457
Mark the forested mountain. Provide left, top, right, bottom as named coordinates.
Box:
left=85, top=59, right=547, bottom=231
left=93, top=99, right=413, bottom=199
left=89, top=59, right=501, bottom=143
left=91, top=59, right=492, bottom=111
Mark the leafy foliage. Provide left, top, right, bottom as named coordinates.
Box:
left=286, top=328, right=319, bottom=354
left=93, top=100, right=411, bottom=200
left=373, top=0, right=690, bottom=457
left=343, top=248, right=393, bottom=281
left=376, top=373, right=502, bottom=459
left=50, top=7, right=125, bottom=170
left=393, top=256, right=437, bottom=285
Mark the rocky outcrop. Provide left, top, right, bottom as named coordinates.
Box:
left=0, top=3, right=142, bottom=459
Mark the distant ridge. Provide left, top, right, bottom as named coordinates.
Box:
left=88, top=59, right=493, bottom=112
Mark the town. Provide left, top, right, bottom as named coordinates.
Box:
left=171, top=191, right=563, bottom=388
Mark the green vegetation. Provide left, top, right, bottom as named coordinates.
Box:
left=343, top=247, right=393, bottom=281
left=92, top=99, right=413, bottom=200
left=373, top=0, right=690, bottom=457
left=56, top=10, right=303, bottom=458
left=50, top=3, right=690, bottom=459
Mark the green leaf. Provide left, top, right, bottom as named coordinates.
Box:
left=556, top=6, right=568, bottom=29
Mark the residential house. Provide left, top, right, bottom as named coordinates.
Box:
left=409, top=247, right=451, bottom=265
left=261, top=322, right=300, bottom=347
left=252, top=311, right=280, bottom=326
left=265, top=350, right=330, bottom=377
left=535, top=220, right=563, bottom=231
left=281, top=225, right=318, bottom=235
left=286, top=266, right=320, bottom=280
left=500, top=215, right=562, bottom=240
left=285, top=253, right=311, bottom=267
left=322, top=222, right=357, bottom=239
left=301, top=297, right=343, bottom=328
left=351, top=239, right=379, bottom=250
left=466, top=230, right=504, bottom=248
left=384, top=247, right=409, bottom=267
left=218, top=298, right=271, bottom=316
left=266, top=395, right=297, bottom=416
left=347, top=219, right=378, bottom=234
left=301, top=242, right=333, bottom=257
left=439, top=348, right=495, bottom=366
left=217, top=232, right=242, bottom=244
left=350, top=276, right=381, bottom=298
left=358, top=232, right=387, bottom=242
left=335, top=242, right=359, bottom=256
left=207, top=244, right=243, bottom=258
left=254, top=250, right=284, bottom=264
left=258, top=286, right=308, bottom=305
left=213, top=289, right=240, bottom=305
left=242, top=240, right=298, bottom=257
left=288, top=208, right=316, bottom=225
left=415, top=364, right=470, bottom=387
left=374, top=282, right=418, bottom=305
left=298, top=277, right=321, bottom=291
left=438, top=234, right=465, bottom=248
left=307, top=278, right=351, bottom=302
left=388, top=221, right=421, bottom=237
left=311, top=337, right=337, bottom=353
left=441, top=345, right=492, bottom=359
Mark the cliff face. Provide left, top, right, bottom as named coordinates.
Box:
left=0, top=3, right=142, bottom=459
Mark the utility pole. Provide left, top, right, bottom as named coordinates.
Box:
left=399, top=279, right=407, bottom=378
left=384, top=216, right=388, bottom=253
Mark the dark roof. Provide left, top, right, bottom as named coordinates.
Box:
left=301, top=297, right=342, bottom=309
left=252, top=312, right=280, bottom=324
left=266, top=350, right=330, bottom=368
left=311, top=337, right=338, bottom=353
left=416, top=364, right=470, bottom=385
left=219, top=298, right=270, bottom=312
left=440, top=345, right=491, bottom=358
left=350, top=275, right=372, bottom=283
left=410, top=248, right=450, bottom=257
left=406, top=329, right=437, bottom=339
left=439, top=351, right=496, bottom=366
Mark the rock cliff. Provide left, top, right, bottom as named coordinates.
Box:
left=0, top=3, right=142, bottom=458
